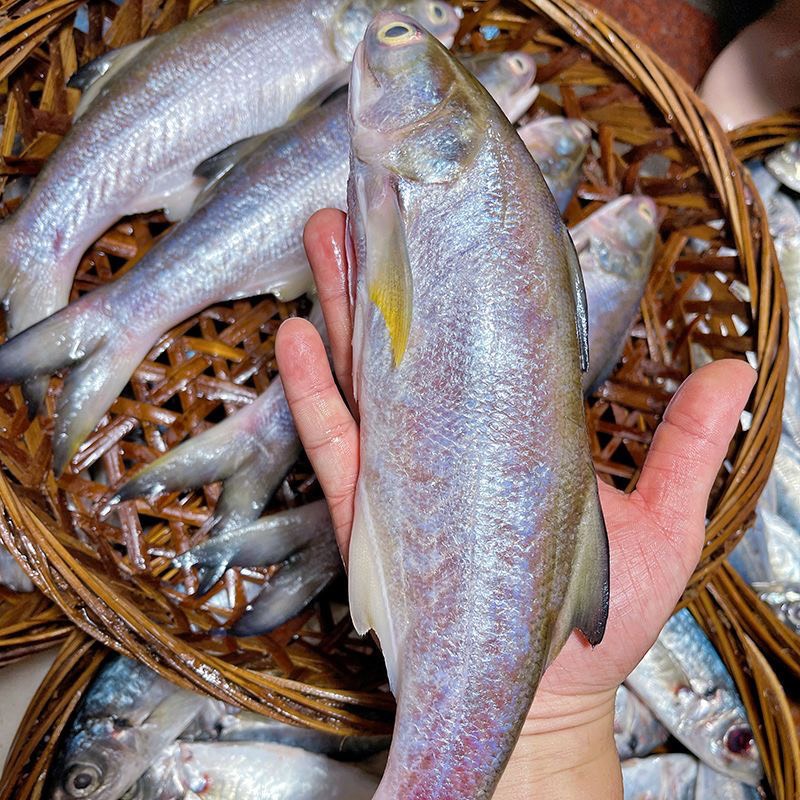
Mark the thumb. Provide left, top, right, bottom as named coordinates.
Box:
left=632, top=358, right=756, bottom=573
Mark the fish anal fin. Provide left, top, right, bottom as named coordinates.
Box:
left=563, top=224, right=590, bottom=373
left=348, top=484, right=400, bottom=693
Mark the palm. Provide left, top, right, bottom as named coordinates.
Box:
left=277, top=209, right=755, bottom=724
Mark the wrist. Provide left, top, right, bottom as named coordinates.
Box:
left=495, top=688, right=622, bottom=800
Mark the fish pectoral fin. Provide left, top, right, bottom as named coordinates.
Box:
left=348, top=485, right=401, bottom=693
left=548, top=486, right=610, bottom=661
left=563, top=224, right=590, bottom=373
left=287, top=72, right=349, bottom=123
left=192, top=134, right=272, bottom=207
left=69, top=38, right=154, bottom=119
left=358, top=170, right=413, bottom=367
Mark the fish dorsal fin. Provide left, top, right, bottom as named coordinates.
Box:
left=286, top=71, right=350, bottom=123
left=357, top=170, right=413, bottom=367
left=69, top=38, right=154, bottom=119
left=563, top=223, right=590, bottom=372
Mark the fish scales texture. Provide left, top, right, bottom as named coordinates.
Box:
left=348, top=16, right=607, bottom=799
left=0, top=0, right=351, bottom=339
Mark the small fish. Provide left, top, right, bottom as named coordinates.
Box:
left=346, top=14, right=607, bottom=798
left=694, top=763, right=762, bottom=799
left=752, top=581, right=800, bottom=635
left=625, top=610, right=762, bottom=785
left=0, top=543, right=33, bottom=592
left=462, top=51, right=539, bottom=123
left=0, top=0, right=460, bottom=412
left=0, top=46, right=537, bottom=477
left=183, top=701, right=392, bottom=758
left=765, top=140, right=800, bottom=193
left=124, top=741, right=379, bottom=799
left=621, top=754, right=698, bottom=800
left=517, top=116, right=592, bottom=212
left=614, top=685, right=669, bottom=759
left=48, top=655, right=209, bottom=800
left=571, top=195, right=658, bottom=393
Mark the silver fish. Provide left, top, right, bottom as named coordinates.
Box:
left=694, top=763, right=761, bottom=799
left=770, top=434, right=800, bottom=533
left=0, top=0, right=459, bottom=372
left=517, top=116, right=591, bottom=212
left=752, top=581, right=800, bottom=635
left=0, top=45, right=536, bottom=477
left=622, top=754, right=698, bottom=800
left=765, top=140, right=800, bottom=193
left=614, top=685, right=669, bottom=760
left=730, top=503, right=800, bottom=586
left=48, top=655, right=208, bottom=800
left=183, top=701, right=392, bottom=758
left=572, top=195, right=657, bottom=393
left=0, top=543, right=33, bottom=592
left=626, top=610, right=762, bottom=785
left=745, top=160, right=780, bottom=204
left=124, top=741, right=379, bottom=799
left=346, top=15, right=608, bottom=798
left=462, top=51, right=539, bottom=123
left=766, top=192, right=800, bottom=304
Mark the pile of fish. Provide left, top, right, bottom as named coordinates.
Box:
left=729, top=141, right=800, bottom=635
left=616, top=610, right=762, bottom=799
left=0, top=1, right=765, bottom=798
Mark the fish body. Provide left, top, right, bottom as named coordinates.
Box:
left=621, top=754, right=698, bottom=800
left=0, top=0, right=459, bottom=350
left=694, top=763, right=761, bottom=799
left=49, top=655, right=208, bottom=800
left=346, top=15, right=608, bottom=798
left=0, top=544, right=33, bottom=592
left=126, top=741, right=379, bottom=800
left=752, top=581, right=800, bottom=635
left=462, top=51, right=539, bottom=123
left=730, top=504, right=800, bottom=585
left=614, top=685, right=669, bottom=759
left=625, top=610, right=762, bottom=785
left=0, top=43, right=538, bottom=477
left=517, top=116, right=591, bottom=212
left=765, top=140, right=800, bottom=193
left=572, top=195, right=657, bottom=393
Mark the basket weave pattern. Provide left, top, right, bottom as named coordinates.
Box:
left=0, top=0, right=796, bottom=795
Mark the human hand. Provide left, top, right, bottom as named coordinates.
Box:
left=275, top=209, right=757, bottom=799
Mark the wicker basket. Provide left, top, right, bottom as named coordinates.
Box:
left=0, top=0, right=796, bottom=796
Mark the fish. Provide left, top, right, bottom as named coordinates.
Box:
left=0, top=46, right=537, bottom=477
left=124, top=741, right=379, bottom=799
left=729, top=503, right=800, bottom=586
left=48, top=655, right=209, bottom=800
left=751, top=581, right=800, bottom=635
left=0, top=0, right=459, bottom=401
left=0, top=543, right=34, bottom=592
left=517, top=116, right=592, bottom=212
left=625, top=610, right=762, bottom=785
left=182, top=700, right=392, bottom=758
left=621, top=754, right=698, bottom=800
left=745, top=160, right=780, bottom=204
left=694, top=763, right=762, bottom=799
left=614, top=684, right=669, bottom=759
left=572, top=195, right=658, bottom=393
left=462, top=51, right=539, bottom=124
left=770, top=434, right=800, bottom=533
left=766, top=192, right=800, bottom=305
left=765, top=140, right=800, bottom=193
left=346, top=14, right=608, bottom=799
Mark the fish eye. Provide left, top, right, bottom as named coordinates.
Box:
left=724, top=725, right=754, bottom=755
left=638, top=200, right=655, bottom=222
left=509, top=55, right=528, bottom=75
left=427, top=1, right=447, bottom=22
left=377, top=22, right=417, bottom=44
left=64, top=763, right=103, bottom=798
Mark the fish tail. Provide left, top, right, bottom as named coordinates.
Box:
left=0, top=292, right=153, bottom=475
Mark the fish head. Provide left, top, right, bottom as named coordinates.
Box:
left=463, top=51, right=539, bottom=123
left=577, top=195, right=657, bottom=282
left=350, top=12, right=489, bottom=183
left=332, top=0, right=459, bottom=60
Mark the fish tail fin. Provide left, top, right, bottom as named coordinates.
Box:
left=549, top=486, right=610, bottom=660
left=0, top=292, right=153, bottom=474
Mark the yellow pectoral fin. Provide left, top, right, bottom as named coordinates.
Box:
left=368, top=258, right=412, bottom=367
